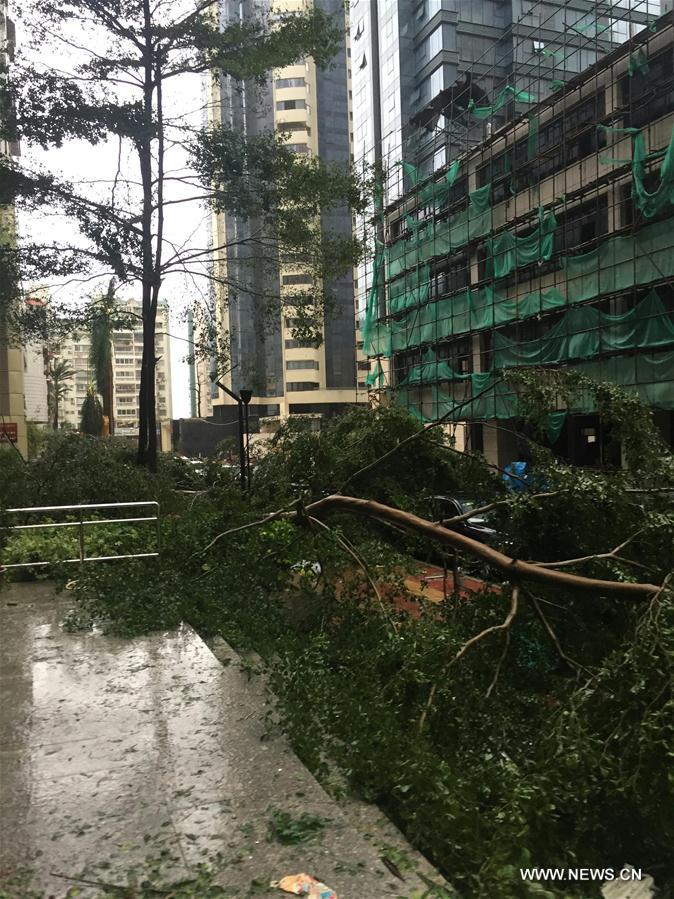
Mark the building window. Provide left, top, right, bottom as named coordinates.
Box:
left=286, top=143, right=310, bottom=154
left=276, top=77, right=305, bottom=88
left=357, top=360, right=371, bottom=371
left=282, top=273, right=313, bottom=285
left=555, top=196, right=609, bottom=255
left=276, top=99, right=306, bottom=110
left=286, top=360, right=319, bottom=370
left=278, top=122, right=311, bottom=133
left=286, top=381, right=320, bottom=391
left=285, top=338, right=320, bottom=349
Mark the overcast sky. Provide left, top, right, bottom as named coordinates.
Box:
left=15, top=5, right=213, bottom=419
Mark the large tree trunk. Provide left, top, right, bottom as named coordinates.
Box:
left=136, top=0, right=158, bottom=471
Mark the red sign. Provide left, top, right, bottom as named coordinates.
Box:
left=0, top=423, right=18, bottom=443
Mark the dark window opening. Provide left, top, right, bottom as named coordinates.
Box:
left=620, top=48, right=674, bottom=128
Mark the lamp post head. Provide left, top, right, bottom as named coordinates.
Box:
left=240, top=389, right=253, bottom=406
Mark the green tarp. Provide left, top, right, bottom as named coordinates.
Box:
left=467, top=85, right=537, bottom=119
left=561, top=216, right=674, bottom=304
left=417, top=160, right=461, bottom=207
left=371, top=217, right=674, bottom=359
left=394, top=350, right=674, bottom=424
left=386, top=285, right=566, bottom=347
left=386, top=185, right=492, bottom=279
left=388, top=264, right=430, bottom=315
left=633, top=125, right=674, bottom=219
left=361, top=252, right=384, bottom=357
left=486, top=208, right=558, bottom=278
left=493, top=291, right=674, bottom=368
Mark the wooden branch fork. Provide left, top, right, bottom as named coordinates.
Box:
left=297, top=495, right=662, bottom=600
left=200, top=494, right=663, bottom=600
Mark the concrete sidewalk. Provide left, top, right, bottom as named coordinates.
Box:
left=0, top=582, right=448, bottom=898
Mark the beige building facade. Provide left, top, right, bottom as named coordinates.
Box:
left=0, top=0, right=27, bottom=456
left=56, top=300, right=173, bottom=438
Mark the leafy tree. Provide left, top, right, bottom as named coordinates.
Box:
left=88, top=279, right=116, bottom=436
left=79, top=384, right=104, bottom=436
left=46, top=358, right=74, bottom=430
left=2, top=0, right=367, bottom=470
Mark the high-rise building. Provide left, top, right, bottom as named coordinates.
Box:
left=209, top=0, right=358, bottom=428
left=55, top=300, right=173, bottom=438
left=361, top=9, right=674, bottom=465
left=350, top=0, right=662, bottom=389
left=0, top=0, right=27, bottom=455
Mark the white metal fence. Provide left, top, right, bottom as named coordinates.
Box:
left=0, top=502, right=160, bottom=569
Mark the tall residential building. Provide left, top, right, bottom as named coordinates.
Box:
left=55, top=300, right=173, bottom=437
left=0, top=0, right=27, bottom=455
left=362, top=10, right=674, bottom=465
left=210, top=0, right=358, bottom=427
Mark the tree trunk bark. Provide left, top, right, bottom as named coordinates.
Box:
left=136, top=0, right=157, bottom=470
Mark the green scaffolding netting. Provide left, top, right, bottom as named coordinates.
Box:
left=561, top=215, right=674, bottom=303
left=486, top=208, right=558, bottom=278
left=627, top=49, right=650, bottom=77
left=467, top=85, right=537, bottom=119
left=387, top=285, right=565, bottom=347
left=417, top=160, right=462, bottom=207
left=369, top=216, right=674, bottom=358
left=365, top=359, right=385, bottom=388
left=361, top=251, right=384, bottom=357
left=493, top=291, right=674, bottom=368
left=394, top=350, right=674, bottom=424
left=398, top=347, right=494, bottom=388
left=599, top=123, right=674, bottom=218
left=388, top=264, right=430, bottom=315
left=396, top=160, right=420, bottom=186
left=633, top=125, right=674, bottom=218
left=386, top=184, right=492, bottom=279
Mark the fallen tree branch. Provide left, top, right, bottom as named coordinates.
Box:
left=530, top=530, right=644, bottom=570
left=438, top=491, right=559, bottom=528
left=419, top=587, right=520, bottom=732
left=307, top=515, right=399, bottom=635
left=195, top=504, right=295, bottom=557
left=338, top=378, right=504, bottom=494
left=486, top=630, right=511, bottom=699
left=302, top=495, right=661, bottom=599
left=197, top=495, right=661, bottom=599
left=525, top=588, right=590, bottom=676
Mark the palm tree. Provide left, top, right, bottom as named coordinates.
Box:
left=89, top=279, right=116, bottom=436
left=79, top=384, right=104, bottom=436
left=47, top=359, right=75, bottom=430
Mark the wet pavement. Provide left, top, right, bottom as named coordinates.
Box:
left=0, top=582, right=447, bottom=898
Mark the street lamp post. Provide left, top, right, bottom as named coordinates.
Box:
left=212, top=375, right=252, bottom=492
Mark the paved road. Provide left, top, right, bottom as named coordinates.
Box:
left=0, top=582, right=446, bottom=898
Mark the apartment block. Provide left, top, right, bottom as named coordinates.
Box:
left=56, top=300, right=173, bottom=438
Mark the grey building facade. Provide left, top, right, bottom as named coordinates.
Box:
left=351, top=1, right=660, bottom=198
left=210, top=0, right=358, bottom=423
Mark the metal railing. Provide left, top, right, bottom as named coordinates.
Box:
left=0, top=502, right=160, bottom=569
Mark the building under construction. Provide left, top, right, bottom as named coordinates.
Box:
left=361, top=4, right=674, bottom=467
